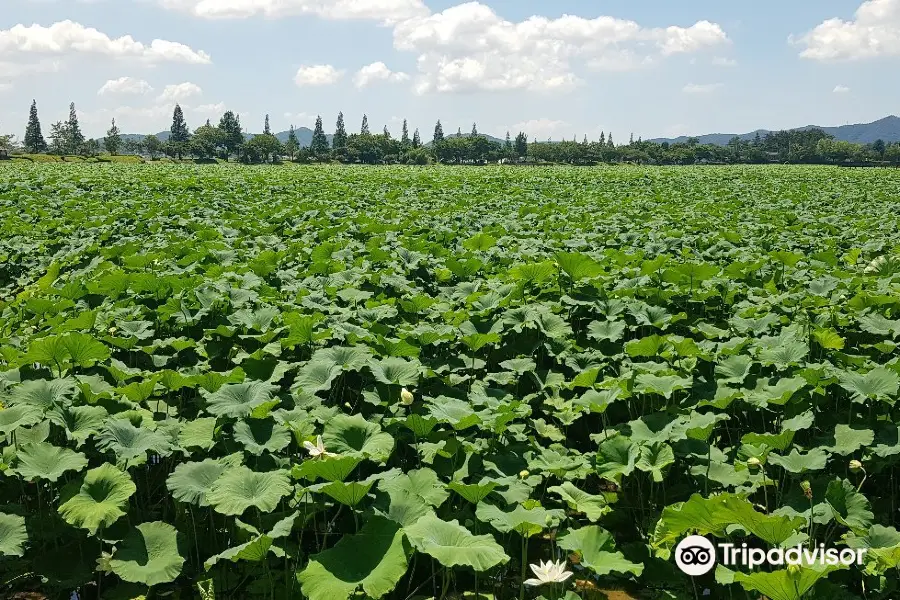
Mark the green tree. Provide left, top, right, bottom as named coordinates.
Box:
left=504, top=131, right=512, bottom=152
left=218, top=111, right=244, bottom=161
left=360, top=114, right=370, bottom=135
left=83, top=138, right=101, bottom=157
left=190, top=122, right=223, bottom=159
left=264, top=114, right=271, bottom=135
left=311, top=115, right=329, bottom=157
left=471, top=122, right=478, bottom=137
left=401, top=119, right=410, bottom=149
left=872, top=138, right=886, bottom=159
left=104, top=118, right=122, bottom=155
left=285, top=124, right=299, bottom=161
left=169, top=104, right=191, bottom=159
left=24, top=100, right=47, bottom=153
left=433, top=120, right=444, bottom=145
left=412, top=128, right=421, bottom=149
left=49, top=121, right=67, bottom=155
left=514, top=132, right=528, bottom=157
left=66, top=102, right=85, bottom=155
left=145, top=135, right=163, bottom=160
left=333, top=112, right=348, bottom=150
left=599, top=131, right=606, bottom=145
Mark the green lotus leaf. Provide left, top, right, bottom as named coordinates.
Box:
left=733, top=564, right=845, bottom=600
left=475, top=502, right=565, bottom=537
left=47, top=405, right=108, bottom=446
left=13, top=442, right=88, bottom=482
left=597, top=435, right=639, bottom=482
left=636, top=443, right=675, bottom=482
left=166, top=459, right=227, bottom=507
left=379, top=468, right=448, bottom=508
left=0, top=404, right=43, bottom=435
left=178, top=417, right=218, bottom=451
left=207, top=466, right=291, bottom=515
left=291, top=455, right=362, bottom=483
left=715, top=355, right=753, bottom=384
left=59, top=463, right=136, bottom=535
left=557, top=525, right=643, bottom=577
left=825, top=478, right=873, bottom=533
left=556, top=252, right=604, bottom=280
left=5, top=378, right=78, bottom=411
left=838, top=367, right=899, bottom=402
left=0, top=513, right=27, bottom=557
left=404, top=515, right=508, bottom=571
left=63, top=333, right=111, bottom=367
left=294, top=360, right=343, bottom=394
left=586, top=320, right=626, bottom=343
left=369, top=357, right=421, bottom=386
left=320, top=480, right=374, bottom=507
left=109, top=521, right=185, bottom=586
left=97, top=418, right=172, bottom=466
left=204, top=535, right=277, bottom=570
left=205, top=381, right=279, bottom=418
left=448, top=481, right=497, bottom=504
left=827, top=424, right=874, bottom=456
left=233, top=419, right=290, bottom=456
left=548, top=482, right=612, bottom=521
left=298, top=516, right=409, bottom=600
left=768, top=448, right=828, bottom=473
left=323, top=413, right=394, bottom=462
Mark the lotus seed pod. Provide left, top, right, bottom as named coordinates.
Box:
left=400, top=387, right=414, bottom=406
left=849, top=459, right=863, bottom=473
left=800, top=480, right=811, bottom=493
left=519, top=470, right=530, bottom=479
left=747, top=457, right=761, bottom=469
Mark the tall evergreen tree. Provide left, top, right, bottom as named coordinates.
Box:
left=583, top=135, right=588, bottom=146
left=607, top=133, right=614, bottom=148
left=333, top=112, right=348, bottom=149
left=505, top=131, right=512, bottom=151
left=104, top=118, right=122, bottom=155
left=264, top=114, right=271, bottom=135
left=49, top=121, right=67, bottom=155
left=412, top=129, right=421, bottom=149
left=456, top=127, right=462, bottom=138
left=169, top=104, right=191, bottom=159
left=66, top=102, right=84, bottom=155
left=311, top=115, right=328, bottom=156
left=471, top=123, right=478, bottom=137
left=514, top=132, right=528, bottom=157
left=24, top=100, right=47, bottom=153
left=218, top=111, right=243, bottom=161
left=433, top=120, right=444, bottom=145
left=401, top=119, right=410, bottom=147
left=629, top=132, right=634, bottom=145
left=285, top=125, right=299, bottom=161
left=360, top=114, right=370, bottom=135
left=383, top=125, right=391, bottom=139
left=600, top=131, right=606, bottom=145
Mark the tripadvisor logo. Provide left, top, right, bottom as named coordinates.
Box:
left=674, top=535, right=867, bottom=576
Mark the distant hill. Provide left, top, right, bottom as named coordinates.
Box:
left=650, top=116, right=900, bottom=146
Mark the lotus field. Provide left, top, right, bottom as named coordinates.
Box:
left=3, top=163, right=900, bottom=600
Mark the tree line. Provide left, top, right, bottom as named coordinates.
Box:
left=4, top=100, right=900, bottom=166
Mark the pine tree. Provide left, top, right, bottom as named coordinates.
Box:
left=401, top=119, right=410, bottom=147
left=412, top=129, right=421, bottom=149
left=629, top=133, right=634, bottom=145
left=471, top=123, right=478, bottom=137
left=285, top=125, right=299, bottom=161
left=264, top=114, right=271, bottom=135
left=456, top=127, right=462, bottom=138
left=311, top=115, right=328, bottom=156
left=49, top=121, right=67, bottom=155
left=607, top=133, right=614, bottom=148
left=583, top=135, right=588, bottom=146
left=600, top=131, right=606, bottom=145
left=505, top=131, right=512, bottom=150
left=333, top=112, right=348, bottom=149
left=360, top=114, right=370, bottom=135
left=218, top=111, right=243, bottom=161
left=169, top=104, right=191, bottom=159
left=104, top=118, right=122, bottom=155
left=66, top=102, right=84, bottom=155
left=383, top=125, right=391, bottom=139
left=433, top=120, right=444, bottom=145
left=24, top=100, right=47, bottom=153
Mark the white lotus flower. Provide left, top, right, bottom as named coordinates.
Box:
left=523, top=559, right=573, bottom=587
left=400, top=387, right=415, bottom=406
left=303, top=435, right=336, bottom=459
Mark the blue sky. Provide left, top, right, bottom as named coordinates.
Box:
left=2, top=0, right=899, bottom=140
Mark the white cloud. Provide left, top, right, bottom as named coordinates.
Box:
left=158, top=82, right=203, bottom=103
left=833, top=84, right=851, bottom=93
left=712, top=56, right=737, bottom=66
left=508, top=118, right=571, bottom=141
left=157, top=0, right=428, bottom=22
left=354, top=62, right=410, bottom=87
left=98, top=76, right=153, bottom=95
left=294, top=64, right=344, bottom=86
left=393, top=2, right=728, bottom=94
left=284, top=111, right=315, bottom=125
left=0, top=58, right=61, bottom=79
left=0, top=20, right=211, bottom=64
left=683, top=82, right=723, bottom=94
left=794, top=0, right=900, bottom=60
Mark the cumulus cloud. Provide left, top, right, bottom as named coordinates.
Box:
left=157, top=0, right=428, bottom=22
left=98, top=76, right=153, bottom=95
left=157, top=82, right=203, bottom=103
left=354, top=62, right=409, bottom=87
left=833, top=84, right=851, bottom=93
left=0, top=20, right=211, bottom=64
left=392, top=2, right=728, bottom=94
left=294, top=64, right=344, bottom=86
left=793, top=0, right=900, bottom=60
left=682, top=82, right=723, bottom=94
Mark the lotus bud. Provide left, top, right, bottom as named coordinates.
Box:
left=800, top=480, right=812, bottom=499
left=400, top=387, right=414, bottom=406
left=849, top=459, right=863, bottom=473
left=344, top=402, right=352, bottom=409
left=747, top=457, right=761, bottom=470
left=787, top=563, right=800, bottom=576
left=108, top=326, right=117, bottom=334
left=519, top=470, right=530, bottom=479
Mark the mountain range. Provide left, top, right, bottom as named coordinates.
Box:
left=649, top=116, right=900, bottom=146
